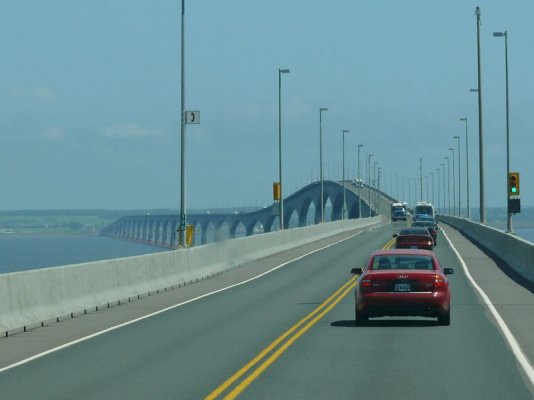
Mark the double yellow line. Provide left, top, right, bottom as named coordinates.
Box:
left=384, top=237, right=396, bottom=249
left=205, top=274, right=359, bottom=399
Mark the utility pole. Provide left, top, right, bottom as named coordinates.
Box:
left=475, top=6, right=486, bottom=223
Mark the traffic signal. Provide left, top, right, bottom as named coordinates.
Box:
left=508, top=172, right=520, bottom=196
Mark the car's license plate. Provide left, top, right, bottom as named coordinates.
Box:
left=395, top=283, right=411, bottom=292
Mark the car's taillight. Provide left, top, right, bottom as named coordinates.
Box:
left=433, top=274, right=447, bottom=290
left=360, top=277, right=373, bottom=293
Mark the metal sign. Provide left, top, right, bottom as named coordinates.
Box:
left=185, top=111, right=200, bottom=124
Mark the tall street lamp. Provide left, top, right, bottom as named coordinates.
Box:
left=367, top=154, right=373, bottom=217
left=445, top=157, right=451, bottom=215
left=357, top=144, right=363, bottom=218
left=460, top=117, right=470, bottom=219
left=436, top=168, right=441, bottom=214
left=425, top=175, right=430, bottom=200
left=319, top=107, right=328, bottom=222
left=278, top=68, right=290, bottom=230
left=178, top=0, right=187, bottom=247
left=342, top=129, right=350, bottom=219
left=373, top=162, right=378, bottom=214
left=441, top=163, right=446, bottom=215
left=475, top=6, right=486, bottom=223
left=454, top=135, right=461, bottom=217
left=493, top=30, right=512, bottom=232
left=449, top=148, right=456, bottom=216
left=419, top=158, right=423, bottom=201
left=430, top=172, right=434, bottom=206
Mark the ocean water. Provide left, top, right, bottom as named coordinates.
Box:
left=0, top=235, right=170, bottom=274
left=514, top=227, right=534, bottom=243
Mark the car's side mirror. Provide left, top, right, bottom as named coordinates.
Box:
left=392, top=234, right=398, bottom=237
left=351, top=267, right=363, bottom=275
left=443, top=268, right=454, bottom=275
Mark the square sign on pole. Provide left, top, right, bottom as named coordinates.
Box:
left=186, top=111, right=200, bottom=124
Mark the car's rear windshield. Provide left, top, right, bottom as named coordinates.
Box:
left=412, top=222, right=433, bottom=227
left=371, top=255, right=434, bottom=270
left=399, top=228, right=429, bottom=235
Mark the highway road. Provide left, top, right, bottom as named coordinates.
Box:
left=0, top=222, right=532, bottom=399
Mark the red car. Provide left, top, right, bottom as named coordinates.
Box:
left=351, top=249, right=454, bottom=325
left=394, top=227, right=434, bottom=250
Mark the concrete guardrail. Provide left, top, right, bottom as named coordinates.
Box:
left=0, top=216, right=385, bottom=336
left=438, top=215, right=534, bottom=285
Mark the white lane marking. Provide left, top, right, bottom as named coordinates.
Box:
left=0, top=227, right=372, bottom=373
left=442, top=227, right=534, bottom=386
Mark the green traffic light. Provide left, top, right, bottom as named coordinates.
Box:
left=512, top=187, right=517, bottom=193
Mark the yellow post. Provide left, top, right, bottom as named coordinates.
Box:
left=185, top=224, right=195, bottom=247
left=273, top=182, right=281, bottom=201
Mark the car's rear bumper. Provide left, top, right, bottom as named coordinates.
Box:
left=395, top=243, right=433, bottom=250
left=357, top=291, right=449, bottom=317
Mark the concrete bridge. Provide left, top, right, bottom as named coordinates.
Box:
left=100, top=180, right=395, bottom=247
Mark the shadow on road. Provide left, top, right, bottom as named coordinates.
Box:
left=331, top=319, right=439, bottom=328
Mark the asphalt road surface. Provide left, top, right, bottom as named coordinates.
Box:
left=0, top=222, right=532, bottom=399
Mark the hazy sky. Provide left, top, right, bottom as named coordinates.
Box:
left=1, top=0, right=532, bottom=211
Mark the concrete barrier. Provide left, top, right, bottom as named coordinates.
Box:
left=0, top=216, right=385, bottom=335
left=438, top=215, right=534, bottom=285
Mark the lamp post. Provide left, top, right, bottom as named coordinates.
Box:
left=377, top=167, right=382, bottom=215
left=445, top=156, right=451, bottom=215
left=358, top=144, right=363, bottom=218
left=454, top=135, right=461, bottom=217
left=441, top=163, right=446, bottom=215
left=475, top=6, right=486, bottom=223
left=406, top=178, right=412, bottom=206
left=425, top=175, right=429, bottom=201
left=436, top=168, right=441, bottom=214
left=431, top=172, right=434, bottom=205
left=342, top=129, right=350, bottom=219
left=367, top=154, right=373, bottom=217
left=449, top=148, right=456, bottom=216
left=494, top=30, right=512, bottom=232
left=373, top=162, right=378, bottom=214
left=419, top=158, right=423, bottom=201
left=178, top=0, right=187, bottom=247
left=460, top=117, right=470, bottom=219
left=319, top=107, right=328, bottom=223
left=278, top=68, right=290, bottom=230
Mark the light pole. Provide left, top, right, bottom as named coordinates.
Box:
left=436, top=168, right=441, bottom=214
left=342, top=129, right=350, bottom=219
left=460, top=117, right=470, bottom=219
left=454, top=135, right=461, bottom=217
left=319, top=107, right=328, bottom=222
left=358, top=144, right=363, bottom=218
left=425, top=175, right=430, bottom=201
left=449, top=148, right=456, bottom=216
left=419, top=158, right=423, bottom=201
left=441, top=163, right=446, bottom=215
left=373, top=162, right=378, bottom=214
left=402, top=176, right=405, bottom=202
left=377, top=167, right=382, bottom=215
left=475, top=6, right=486, bottom=223
left=278, top=68, right=290, bottom=229
left=367, top=154, right=373, bottom=217
left=406, top=178, right=412, bottom=206
left=494, top=30, right=512, bottom=232
left=445, top=156, right=451, bottom=215
left=430, top=172, right=434, bottom=205
left=178, top=0, right=187, bottom=247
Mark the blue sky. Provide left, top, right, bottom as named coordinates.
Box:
left=1, top=0, right=532, bottom=211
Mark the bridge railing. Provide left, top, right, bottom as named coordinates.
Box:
left=0, top=216, right=386, bottom=337
left=437, top=215, right=534, bottom=286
